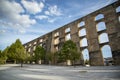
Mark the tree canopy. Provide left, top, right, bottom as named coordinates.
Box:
left=59, top=40, right=80, bottom=64
left=34, top=46, right=46, bottom=63
left=7, top=39, right=28, bottom=67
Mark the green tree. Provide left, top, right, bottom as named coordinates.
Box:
left=34, top=46, right=46, bottom=64
left=7, top=39, right=28, bottom=67
left=46, top=52, right=58, bottom=65
left=0, top=49, right=7, bottom=64
left=59, top=40, right=80, bottom=66
left=7, top=43, right=17, bottom=62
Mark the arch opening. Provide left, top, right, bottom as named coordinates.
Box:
left=78, top=21, right=85, bottom=27
left=82, top=49, right=89, bottom=64
left=79, top=28, right=86, bottom=37
left=96, top=22, right=106, bottom=32
left=80, top=38, right=88, bottom=47
left=98, top=33, right=109, bottom=44
left=95, top=14, right=104, bottom=21
left=116, top=6, right=120, bottom=13
left=65, top=34, right=71, bottom=41
left=101, top=45, right=113, bottom=66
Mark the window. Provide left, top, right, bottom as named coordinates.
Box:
left=54, top=38, right=59, bottom=44
left=80, top=38, right=88, bottom=47
left=96, top=22, right=106, bottom=32
left=40, top=39, right=43, bottom=42
left=79, top=28, right=86, bottom=37
left=101, top=45, right=112, bottom=58
left=65, top=28, right=70, bottom=33
left=33, top=46, right=36, bottom=50
left=82, top=49, right=89, bottom=60
left=29, top=44, right=31, bottom=46
left=78, top=21, right=85, bottom=27
left=98, top=33, right=109, bottom=44
left=65, top=34, right=71, bottom=41
left=34, top=42, right=37, bottom=45
left=95, top=14, right=104, bottom=21
left=40, top=43, right=42, bottom=46
left=28, top=48, right=31, bottom=52
left=116, top=6, right=120, bottom=13
left=54, top=32, right=59, bottom=37
left=25, top=45, right=27, bottom=48
left=55, top=46, right=58, bottom=51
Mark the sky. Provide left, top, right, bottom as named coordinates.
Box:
left=0, top=0, right=117, bottom=58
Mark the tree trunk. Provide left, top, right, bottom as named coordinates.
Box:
left=21, top=61, right=23, bottom=67
left=14, top=60, right=16, bottom=64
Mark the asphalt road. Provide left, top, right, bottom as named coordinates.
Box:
left=0, top=64, right=120, bottom=80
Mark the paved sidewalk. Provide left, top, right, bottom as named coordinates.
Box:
left=0, top=64, right=120, bottom=80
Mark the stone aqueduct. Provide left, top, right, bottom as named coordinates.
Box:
left=23, top=1, right=120, bottom=66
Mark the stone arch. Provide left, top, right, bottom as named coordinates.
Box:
left=82, top=48, right=89, bottom=61
left=78, top=28, right=86, bottom=37
left=54, top=37, right=59, bottom=45
left=54, top=32, right=59, bottom=37
left=65, top=33, right=71, bottom=41
left=116, top=6, right=120, bottom=13
left=101, top=45, right=112, bottom=58
left=98, top=33, right=109, bottom=44
left=80, top=38, right=88, bottom=47
left=96, top=22, right=106, bottom=32
left=95, top=14, right=104, bottom=21
left=78, top=21, right=85, bottom=27
left=101, top=45, right=113, bottom=65
left=65, top=27, right=70, bottom=33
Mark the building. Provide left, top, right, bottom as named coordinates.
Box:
left=23, top=1, right=120, bottom=66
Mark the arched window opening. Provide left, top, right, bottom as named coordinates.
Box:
left=98, top=33, right=109, bottom=44
left=55, top=46, right=58, bottom=51
left=95, top=14, right=104, bottom=21
left=54, top=38, right=59, bottom=45
left=79, top=28, right=86, bottom=37
left=116, top=6, right=120, bottom=13
left=82, top=49, right=89, bottom=64
left=29, top=44, right=31, bottom=47
left=96, top=22, right=106, bottom=32
left=101, top=45, right=112, bottom=58
left=80, top=38, right=88, bottom=47
left=33, top=46, right=36, bottom=50
left=28, top=48, right=31, bottom=52
left=65, top=34, right=71, bottom=41
left=34, top=42, right=37, bottom=45
left=65, top=27, right=70, bottom=33
left=40, top=43, right=42, bottom=47
left=78, top=21, right=85, bottom=27
left=39, top=39, right=43, bottom=42
left=101, top=45, right=113, bottom=66
left=25, top=45, right=27, bottom=48
left=54, top=32, right=59, bottom=37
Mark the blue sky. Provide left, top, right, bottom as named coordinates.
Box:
left=0, top=0, right=117, bottom=53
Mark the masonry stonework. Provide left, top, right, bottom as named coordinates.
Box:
left=23, top=1, right=120, bottom=66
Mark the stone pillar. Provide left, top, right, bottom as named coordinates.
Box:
left=85, top=16, right=104, bottom=66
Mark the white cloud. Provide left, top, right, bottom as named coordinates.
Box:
left=45, top=11, right=50, bottom=15
left=45, top=5, right=62, bottom=16
left=35, top=15, right=57, bottom=23
left=48, top=18, right=56, bottom=23
left=35, top=15, right=48, bottom=20
left=0, top=0, right=36, bottom=33
left=21, top=0, right=44, bottom=14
